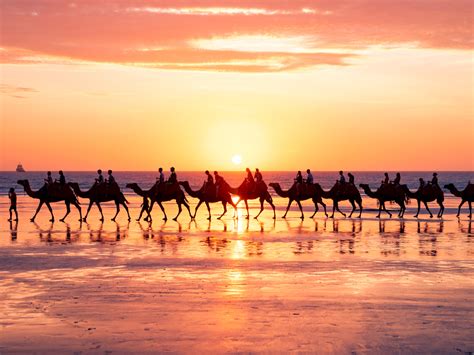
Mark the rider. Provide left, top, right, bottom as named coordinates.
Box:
left=167, top=167, right=177, bottom=184
left=45, top=171, right=53, bottom=185
left=431, top=173, right=439, bottom=187
left=383, top=172, right=389, bottom=185
left=96, top=169, right=104, bottom=184
left=156, top=167, right=165, bottom=184
left=306, top=169, right=314, bottom=185
left=338, top=171, right=346, bottom=184
left=56, top=170, right=66, bottom=188
left=295, top=170, right=303, bottom=196
left=254, top=168, right=263, bottom=183
left=392, top=172, right=401, bottom=186
left=418, top=178, right=425, bottom=190
left=348, top=172, right=355, bottom=185
left=107, top=170, right=116, bottom=185
left=214, top=171, right=224, bottom=198
left=245, top=168, right=255, bottom=193
left=203, top=170, right=214, bottom=195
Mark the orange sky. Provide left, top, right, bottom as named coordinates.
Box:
left=0, top=0, right=473, bottom=171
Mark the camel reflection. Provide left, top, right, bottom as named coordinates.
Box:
left=33, top=221, right=80, bottom=243
left=458, top=220, right=472, bottom=235
left=86, top=221, right=128, bottom=243
left=294, top=240, right=314, bottom=255
left=202, top=236, right=230, bottom=253
left=417, top=222, right=439, bottom=256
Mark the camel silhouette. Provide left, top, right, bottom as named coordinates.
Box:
left=359, top=183, right=407, bottom=218
left=126, top=182, right=192, bottom=221
left=179, top=181, right=237, bottom=220
left=269, top=182, right=328, bottom=219
left=17, top=179, right=82, bottom=222
left=68, top=182, right=130, bottom=222
left=401, top=184, right=444, bottom=218
left=313, top=183, right=363, bottom=218
left=228, top=180, right=276, bottom=219
left=444, top=183, right=474, bottom=219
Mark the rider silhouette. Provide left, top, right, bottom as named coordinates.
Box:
left=156, top=167, right=165, bottom=184
left=57, top=170, right=66, bottom=185
left=203, top=170, right=214, bottom=195
left=348, top=172, right=355, bottom=185
left=295, top=170, right=303, bottom=196
left=393, top=172, right=401, bottom=186
left=45, top=171, right=53, bottom=185
left=338, top=171, right=346, bottom=184
left=254, top=168, right=263, bottom=182
left=431, top=173, right=439, bottom=187
left=383, top=172, right=389, bottom=185
left=96, top=169, right=104, bottom=184
left=168, top=167, right=177, bottom=184
left=418, top=178, right=425, bottom=190
left=214, top=171, right=224, bottom=198
left=306, top=169, right=314, bottom=184
left=107, top=170, right=115, bottom=185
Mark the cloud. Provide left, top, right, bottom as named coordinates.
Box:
left=0, top=84, right=38, bottom=99
left=0, top=0, right=471, bottom=72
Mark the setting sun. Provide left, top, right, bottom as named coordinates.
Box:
left=232, top=154, right=243, bottom=166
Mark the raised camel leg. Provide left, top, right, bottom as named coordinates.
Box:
left=296, top=200, right=304, bottom=220
left=267, top=197, right=276, bottom=219
left=244, top=200, right=250, bottom=219
left=310, top=199, right=319, bottom=218
left=173, top=202, right=183, bottom=221
left=111, top=201, right=120, bottom=221
left=218, top=202, right=227, bottom=220
left=437, top=200, right=445, bottom=218
left=31, top=201, right=45, bottom=222
left=254, top=198, right=265, bottom=219
left=321, top=201, right=328, bottom=217
left=336, top=201, right=347, bottom=218
left=45, top=202, right=55, bottom=222
left=282, top=199, right=293, bottom=219
left=60, top=202, right=71, bottom=222
left=83, top=201, right=94, bottom=221
left=183, top=200, right=193, bottom=219
left=158, top=202, right=167, bottom=221
left=205, top=202, right=211, bottom=220
left=194, top=200, right=204, bottom=219
left=423, top=201, right=433, bottom=218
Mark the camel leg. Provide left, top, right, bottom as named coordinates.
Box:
left=268, top=197, right=276, bottom=219
left=244, top=200, right=250, bottom=219
left=60, top=202, right=71, bottom=222
left=437, top=200, right=445, bottom=218
left=382, top=202, right=392, bottom=218
left=205, top=202, right=211, bottom=220
left=296, top=200, right=304, bottom=220
left=310, top=199, right=319, bottom=218
left=321, top=201, right=328, bottom=217
left=348, top=200, right=356, bottom=218
left=457, top=200, right=465, bottom=218
left=31, top=201, right=45, bottom=222
left=72, top=200, right=82, bottom=221
left=282, top=199, right=293, bottom=219
left=376, top=201, right=383, bottom=218
left=358, top=200, right=363, bottom=218
left=96, top=202, right=105, bottom=222
left=218, top=202, right=227, bottom=220
left=254, top=198, right=264, bottom=219
left=122, top=201, right=131, bottom=221
left=184, top=200, right=192, bottom=218
left=233, top=198, right=241, bottom=219
left=336, top=201, right=346, bottom=218
left=111, top=202, right=120, bottom=221
left=173, top=202, right=182, bottom=221
left=330, top=202, right=336, bottom=218
left=468, top=201, right=472, bottom=219
left=423, top=201, right=433, bottom=218
left=414, top=200, right=421, bottom=218
left=158, top=202, right=167, bottom=221
left=45, top=202, right=55, bottom=222
left=194, top=200, right=203, bottom=219
left=84, top=201, right=94, bottom=221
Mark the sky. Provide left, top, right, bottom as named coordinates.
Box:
left=0, top=0, right=473, bottom=171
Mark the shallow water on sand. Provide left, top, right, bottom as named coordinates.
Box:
left=0, top=195, right=473, bottom=353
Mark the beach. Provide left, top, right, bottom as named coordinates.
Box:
left=0, top=179, right=473, bottom=353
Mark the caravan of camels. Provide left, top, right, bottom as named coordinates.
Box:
left=14, top=168, right=474, bottom=223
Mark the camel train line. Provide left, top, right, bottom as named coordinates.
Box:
left=13, top=169, right=474, bottom=223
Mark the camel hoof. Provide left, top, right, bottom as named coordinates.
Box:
left=111, top=218, right=116, bottom=222
left=136, top=219, right=140, bottom=221
left=60, top=219, right=65, bottom=222
left=30, top=218, right=35, bottom=222
left=217, top=217, right=222, bottom=220
left=389, top=215, right=393, bottom=218
left=163, top=218, right=167, bottom=221
left=173, top=218, right=178, bottom=221
left=376, top=216, right=380, bottom=219
left=430, top=215, right=433, bottom=219
left=273, top=216, right=276, bottom=220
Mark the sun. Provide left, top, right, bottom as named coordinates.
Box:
left=231, top=154, right=242, bottom=166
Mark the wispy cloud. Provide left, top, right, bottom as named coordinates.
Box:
left=0, top=84, right=38, bottom=99
left=0, top=0, right=471, bottom=72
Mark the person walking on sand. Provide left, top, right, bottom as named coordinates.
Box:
left=306, top=169, right=314, bottom=185
left=137, top=196, right=151, bottom=221
left=8, top=188, right=18, bottom=221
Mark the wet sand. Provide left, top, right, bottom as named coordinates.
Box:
left=0, top=196, right=473, bottom=353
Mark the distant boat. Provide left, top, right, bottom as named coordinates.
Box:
left=16, top=163, right=26, bottom=173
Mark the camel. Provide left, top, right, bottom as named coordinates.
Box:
left=401, top=184, right=444, bottom=218
left=17, top=180, right=82, bottom=222
left=179, top=181, right=237, bottom=220
left=228, top=180, right=276, bottom=219
left=126, top=182, right=192, bottom=221
left=444, top=183, right=474, bottom=219
left=313, top=183, right=363, bottom=218
left=359, top=183, right=407, bottom=218
left=68, top=182, right=130, bottom=222
left=269, top=183, right=328, bottom=219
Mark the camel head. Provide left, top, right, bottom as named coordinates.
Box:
left=444, top=183, right=455, bottom=190
left=178, top=181, right=189, bottom=187
left=268, top=183, right=279, bottom=189
left=125, top=183, right=138, bottom=189
left=17, top=179, right=28, bottom=187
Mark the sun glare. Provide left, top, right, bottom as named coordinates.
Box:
left=232, top=154, right=242, bottom=165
